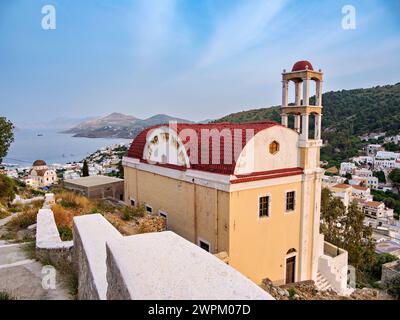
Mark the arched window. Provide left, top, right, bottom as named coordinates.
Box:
left=286, top=248, right=297, bottom=255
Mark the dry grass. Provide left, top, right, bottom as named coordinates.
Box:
left=55, top=191, right=92, bottom=212
left=52, top=190, right=166, bottom=239
left=8, top=207, right=39, bottom=229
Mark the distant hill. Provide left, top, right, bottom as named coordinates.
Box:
left=63, top=112, right=192, bottom=139
left=216, top=83, right=400, bottom=165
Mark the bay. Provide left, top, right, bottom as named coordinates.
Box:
left=3, top=128, right=130, bottom=167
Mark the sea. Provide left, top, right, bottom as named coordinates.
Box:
left=3, top=128, right=130, bottom=168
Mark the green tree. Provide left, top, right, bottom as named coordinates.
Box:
left=82, top=160, right=89, bottom=177
left=118, top=160, right=124, bottom=179
left=342, top=202, right=375, bottom=270
left=365, top=253, right=398, bottom=279
left=320, top=189, right=376, bottom=270
left=389, top=169, right=400, bottom=193
left=320, top=188, right=346, bottom=245
left=0, top=117, right=14, bottom=163
left=373, top=170, right=386, bottom=183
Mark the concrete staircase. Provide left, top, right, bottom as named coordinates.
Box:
left=315, top=272, right=332, bottom=291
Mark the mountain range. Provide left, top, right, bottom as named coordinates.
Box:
left=63, top=113, right=193, bottom=139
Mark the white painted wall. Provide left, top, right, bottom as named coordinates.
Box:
left=234, top=126, right=300, bottom=175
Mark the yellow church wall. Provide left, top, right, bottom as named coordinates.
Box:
left=228, top=181, right=303, bottom=285
left=124, top=165, right=317, bottom=286
left=124, top=166, right=230, bottom=252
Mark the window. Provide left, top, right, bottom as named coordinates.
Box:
left=159, top=211, right=168, bottom=229
left=269, top=141, right=279, bottom=155
left=259, top=196, right=270, bottom=217
left=145, top=205, right=153, bottom=214
left=199, top=240, right=210, bottom=252
left=130, top=199, right=136, bottom=206
left=286, top=191, right=295, bottom=211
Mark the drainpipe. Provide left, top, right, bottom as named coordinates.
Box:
left=214, top=188, right=219, bottom=253
left=193, top=178, right=197, bottom=244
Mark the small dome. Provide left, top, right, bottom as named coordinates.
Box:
left=292, top=60, right=313, bottom=72
left=33, top=160, right=46, bottom=166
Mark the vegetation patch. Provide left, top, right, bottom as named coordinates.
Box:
left=0, top=291, right=15, bottom=300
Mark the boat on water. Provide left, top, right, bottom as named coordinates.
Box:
left=37, top=133, right=44, bottom=137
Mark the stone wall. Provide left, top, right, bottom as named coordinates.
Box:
left=73, top=222, right=101, bottom=300
left=73, top=214, right=122, bottom=300
left=105, top=244, right=132, bottom=300
left=35, top=199, right=73, bottom=269
left=381, top=260, right=400, bottom=285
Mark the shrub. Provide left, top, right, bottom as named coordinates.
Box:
left=121, top=205, right=145, bottom=221
left=8, top=208, right=38, bottom=229
left=52, top=204, right=75, bottom=229
left=91, top=200, right=114, bottom=214
left=55, top=191, right=91, bottom=212
left=0, top=291, right=15, bottom=300
left=30, top=189, right=45, bottom=197
left=58, top=226, right=73, bottom=241
left=288, top=288, right=296, bottom=300
left=365, top=253, right=399, bottom=280
left=387, top=275, right=400, bottom=299
left=0, top=210, right=10, bottom=219
left=0, top=174, right=16, bottom=202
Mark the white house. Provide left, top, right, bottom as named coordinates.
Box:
left=339, top=162, right=356, bottom=176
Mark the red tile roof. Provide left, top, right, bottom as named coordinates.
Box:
left=332, top=183, right=351, bottom=189
left=365, top=201, right=383, bottom=208
left=127, top=122, right=284, bottom=175
left=352, top=185, right=369, bottom=191
left=232, top=167, right=303, bottom=184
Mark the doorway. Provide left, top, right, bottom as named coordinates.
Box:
left=285, top=256, right=296, bottom=284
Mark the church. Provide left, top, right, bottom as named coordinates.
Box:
left=29, top=160, right=57, bottom=188
left=122, top=61, right=351, bottom=295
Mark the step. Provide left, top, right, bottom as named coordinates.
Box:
left=316, top=272, right=332, bottom=291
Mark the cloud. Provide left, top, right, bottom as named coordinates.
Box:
left=198, top=0, right=289, bottom=67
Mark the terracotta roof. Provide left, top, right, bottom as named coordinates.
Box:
left=33, top=160, right=46, bottom=166
left=31, top=169, right=49, bottom=177
left=352, top=185, right=369, bottom=191
left=232, top=167, right=303, bottom=184
left=292, top=60, right=313, bottom=72
left=332, top=183, right=351, bottom=189
left=365, top=201, right=383, bottom=208
left=127, top=122, right=284, bottom=175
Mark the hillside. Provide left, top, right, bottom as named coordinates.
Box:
left=216, top=83, right=400, bottom=165
left=63, top=113, right=192, bottom=139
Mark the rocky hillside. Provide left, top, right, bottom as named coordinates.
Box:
left=63, top=112, right=192, bottom=139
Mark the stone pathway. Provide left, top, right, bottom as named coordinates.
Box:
left=0, top=217, right=72, bottom=300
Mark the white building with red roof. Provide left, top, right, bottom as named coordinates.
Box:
left=29, top=160, right=57, bottom=188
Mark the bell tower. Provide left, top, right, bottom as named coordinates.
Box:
left=281, top=60, right=323, bottom=168
left=281, top=60, right=325, bottom=281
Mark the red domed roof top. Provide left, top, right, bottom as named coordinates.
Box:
left=33, top=160, right=46, bottom=167
left=292, top=60, right=313, bottom=72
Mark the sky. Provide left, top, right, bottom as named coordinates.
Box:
left=1, top=0, right=400, bottom=126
